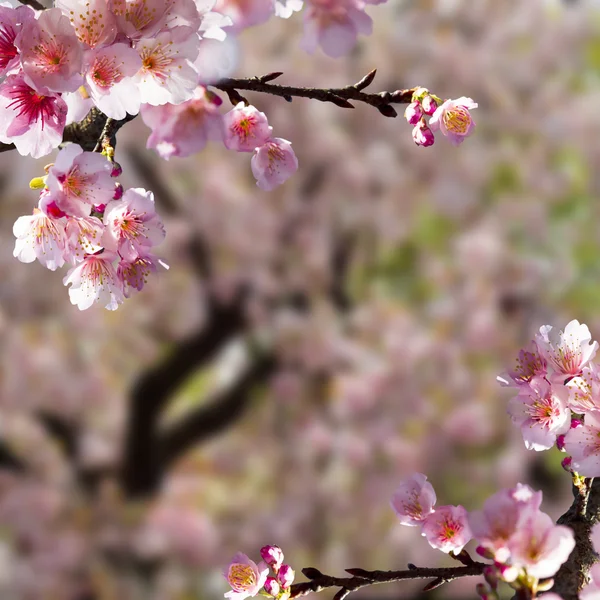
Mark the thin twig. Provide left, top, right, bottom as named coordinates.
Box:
left=290, top=563, right=487, bottom=599
left=17, top=0, right=45, bottom=10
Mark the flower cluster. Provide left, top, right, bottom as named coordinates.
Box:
left=13, top=143, right=166, bottom=310
left=391, top=475, right=574, bottom=599
left=224, top=546, right=295, bottom=600
left=500, top=320, right=600, bottom=477
left=404, top=88, right=477, bottom=147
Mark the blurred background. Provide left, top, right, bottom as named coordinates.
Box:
left=1, top=0, right=599, bottom=597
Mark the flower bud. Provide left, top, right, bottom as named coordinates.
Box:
left=483, top=566, right=499, bottom=590
left=561, top=456, right=573, bottom=472
left=421, top=95, right=438, bottom=115
left=412, top=120, right=435, bottom=147
left=264, top=577, right=280, bottom=596
left=277, top=564, right=295, bottom=589
left=404, top=102, right=422, bottom=125
left=571, top=418, right=583, bottom=429
left=29, top=176, right=47, bottom=190
left=556, top=434, right=566, bottom=451
left=113, top=183, right=124, bottom=200
left=475, top=545, right=495, bottom=560
left=260, top=545, right=284, bottom=571
left=110, top=162, right=123, bottom=178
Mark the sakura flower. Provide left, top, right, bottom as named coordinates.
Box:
left=259, top=545, right=284, bottom=571
left=497, top=340, right=547, bottom=387
left=64, top=215, right=105, bottom=263
left=421, top=505, right=472, bottom=554
left=55, top=0, right=117, bottom=48
left=194, top=35, right=239, bottom=83
left=429, top=97, right=477, bottom=146
left=404, top=102, right=422, bottom=125
left=214, top=0, right=273, bottom=32
left=63, top=251, right=124, bottom=311
left=13, top=207, right=67, bottom=271
left=412, top=120, right=434, bottom=147
left=563, top=411, right=600, bottom=477
left=300, top=0, right=372, bottom=58
left=508, top=510, right=575, bottom=579
left=0, top=73, right=67, bottom=158
left=117, top=251, right=167, bottom=297
left=507, top=376, right=571, bottom=451
left=223, top=103, right=272, bottom=152
left=566, top=363, right=600, bottom=414
left=390, top=473, right=436, bottom=526
left=109, top=0, right=170, bottom=39
left=0, top=4, right=33, bottom=77
left=17, top=8, right=83, bottom=93
left=141, top=87, right=224, bottom=159
left=263, top=578, right=280, bottom=597
left=63, top=86, right=94, bottom=125
left=224, top=552, right=269, bottom=600
left=536, top=320, right=599, bottom=379
left=103, top=188, right=166, bottom=261
left=277, top=565, right=294, bottom=589
left=468, top=484, right=542, bottom=563
left=45, top=144, right=115, bottom=217
left=83, top=43, right=142, bottom=120
left=581, top=564, right=600, bottom=600
left=134, top=27, right=200, bottom=106
left=251, top=137, right=298, bottom=191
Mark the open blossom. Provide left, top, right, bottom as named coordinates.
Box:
left=224, top=552, right=269, bottom=600
left=563, top=411, right=600, bottom=477
left=508, top=510, right=575, bottom=579
left=390, top=473, right=436, bottom=526
left=83, top=44, right=142, bottom=120
left=103, top=188, right=166, bottom=261
left=110, top=0, right=171, bottom=40
left=0, top=73, right=67, bottom=158
left=13, top=208, right=67, bottom=271
left=300, top=0, right=372, bottom=58
left=429, top=97, right=477, bottom=146
left=421, top=505, right=472, bottom=554
left=536, top=320, right=598, bottom=378
left=64, top=215, right=105, bottom=263
left=507, top=376, right=571, bottom=451
left=0, top=4, right=33, bottom=77
left=45, top=144, right=115, bottom=217
left=55, top=0, right=117, bottom=48
left=223, top=103, right=272, bottom=152
left=141, top=86, right=224, bottom=159
left=214, top=0, right=274, bottom=32
left=117, top=251, right=167, bottom=297
left=468, top=484, right=542, bottom=563
left=63, top=251, right=124, bottom=311
left=251, top=137, right=298, bottom=191
left=17, top=8, right=83, bottom=93
left=133, top=27, right=200, bottom=106
left=498, top=340, right=547, bottom=387
left=566, top=363, right=600, bottom=414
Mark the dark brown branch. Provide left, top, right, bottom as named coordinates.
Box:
left=0, top=439, right=25, bottom=472
left=290, top=563, right=487, bottom=599
left=17, top=0, right=46, bottom=10
left=157, top=353, right=276, bottom=469
left=213, top=72, right=415, bottom=114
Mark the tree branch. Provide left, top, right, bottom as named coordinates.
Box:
left=213, top=71, right=415, bottom=116
left=17, top=0, right=45, bottom=10
left=290, top=563, right=487, bottom=599
left=0, top=439, right=25, bottom=472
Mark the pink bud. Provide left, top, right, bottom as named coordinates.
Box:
left=412, top=120, right=435, bottom=147
left=475, top=583, right=490, bottom=600
left=404, top=102, right=423, bottom=125
left=110, top=162, right=123, bottom=178
left=571, top=418, right=583, bottom=429
left=483, top=566, right=499, bottom=590
left=264, top=577, right=280, bottom=596
left=562, top=456, right=573, bottom=472
left=476, top=545, right=495, bottom=560
left=93, top=203, right=106, bottom=214
left=556, top=435, right=566, bottom=451
left=277, top=564, right=295, bottom=589
left=421, top=95, right=438, bottom=115
left=113, top=183, right=124, bottom=200
left=260, top=545, right=284, bottom=570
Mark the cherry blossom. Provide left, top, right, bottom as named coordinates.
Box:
left=497, top=340, right=547, bottom=387
left=214, top=0, right=274, bottom=32
left=563, top=411, right=600, bottom=477
left=0, top=3, right=33, bottom=77
left=224, top=552, right=269, bottom=600
left=223, top=102, right=272, bottom=152
left=55, top=0, right=118, bottom=48
left=64, top=215, right=105, bottom=263
left=117, top=251, right=167, bottom=297
left=566, top=363, right=600, bottom=414
left=404, top=102, right=422, bottom=126
left=507, top=376, right=571, bottom=451
left=536, top=320, right=599, bottom=379
left=259, top=545, right=284, bottom=571
left=390, top=473, right=436, bottom=527
left=251, top=137, right=298, bottom=190
left=429, top=97, right=477, bottom=146
left=421, top=505, right=472, bottom=554
left=412, top=119, right=434, bottom=147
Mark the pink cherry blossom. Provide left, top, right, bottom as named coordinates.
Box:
left=141, top=86, right=224, bottom=159
left=581, top=564, right=600, bottom=600
left=497, top=340, right=548, bottom=387
left=508, top=510, right=575, bottom=579
left=64, top=215, right=105, bottom=263
left=223, top=102, right=272, bottom=152
left=0, top=4, right=33, bottom=77
left=213, top=0, right=273, bottom=32
left=507, top=376, right=571, bottom=451
left=429, top=97, right=477, bottom=146
left=421, top=505, right=472, bottom=554
left=412, top=120, right=434, bottom=147
left=223, top=552, right=269, bottom=600
left=536, top=320, right=599, bottom=378
left=263, top=577, right=280, bottom=597
left=63, top=86, right=94, bottom=125
left=251, top=137, right=298, bottom=191
left=17, top=8, right=83, bottom=93
left=55, top=0, right=117, bottom=48
left=566, top=363, right=600, bottom=414
left=404, top=102, right=422, bottom=125
left=259, top=545, right=284, bottom=571
left=468, top=483, right=542, bottom=563
left=563, top=411, right=600, bottom=477
left=62, top=251, right=124, bottom=311
left=116, top=251, right=166, bottom=297
left=45, top=144, right=115, bottom=217
left=194, top=35, right=239, bottom=83
left=83, top=43, right=142, bottom=119
left=13, top=208, right=67, bottom=271
left=300, top=0, right=372, bottom=58
left=109, top=0, right=170, bottom=39
left=276, top=564, right=294, bottom=589
left=0, top=73, right=67, bottom=158
left=103, top=187, right=166, bottom=261
left=133, top=27, right=200, bottom=106
left=390, top=473, right=436, bottom=527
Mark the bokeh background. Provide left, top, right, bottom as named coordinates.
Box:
left=0, top=0, right=598, bottom=598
